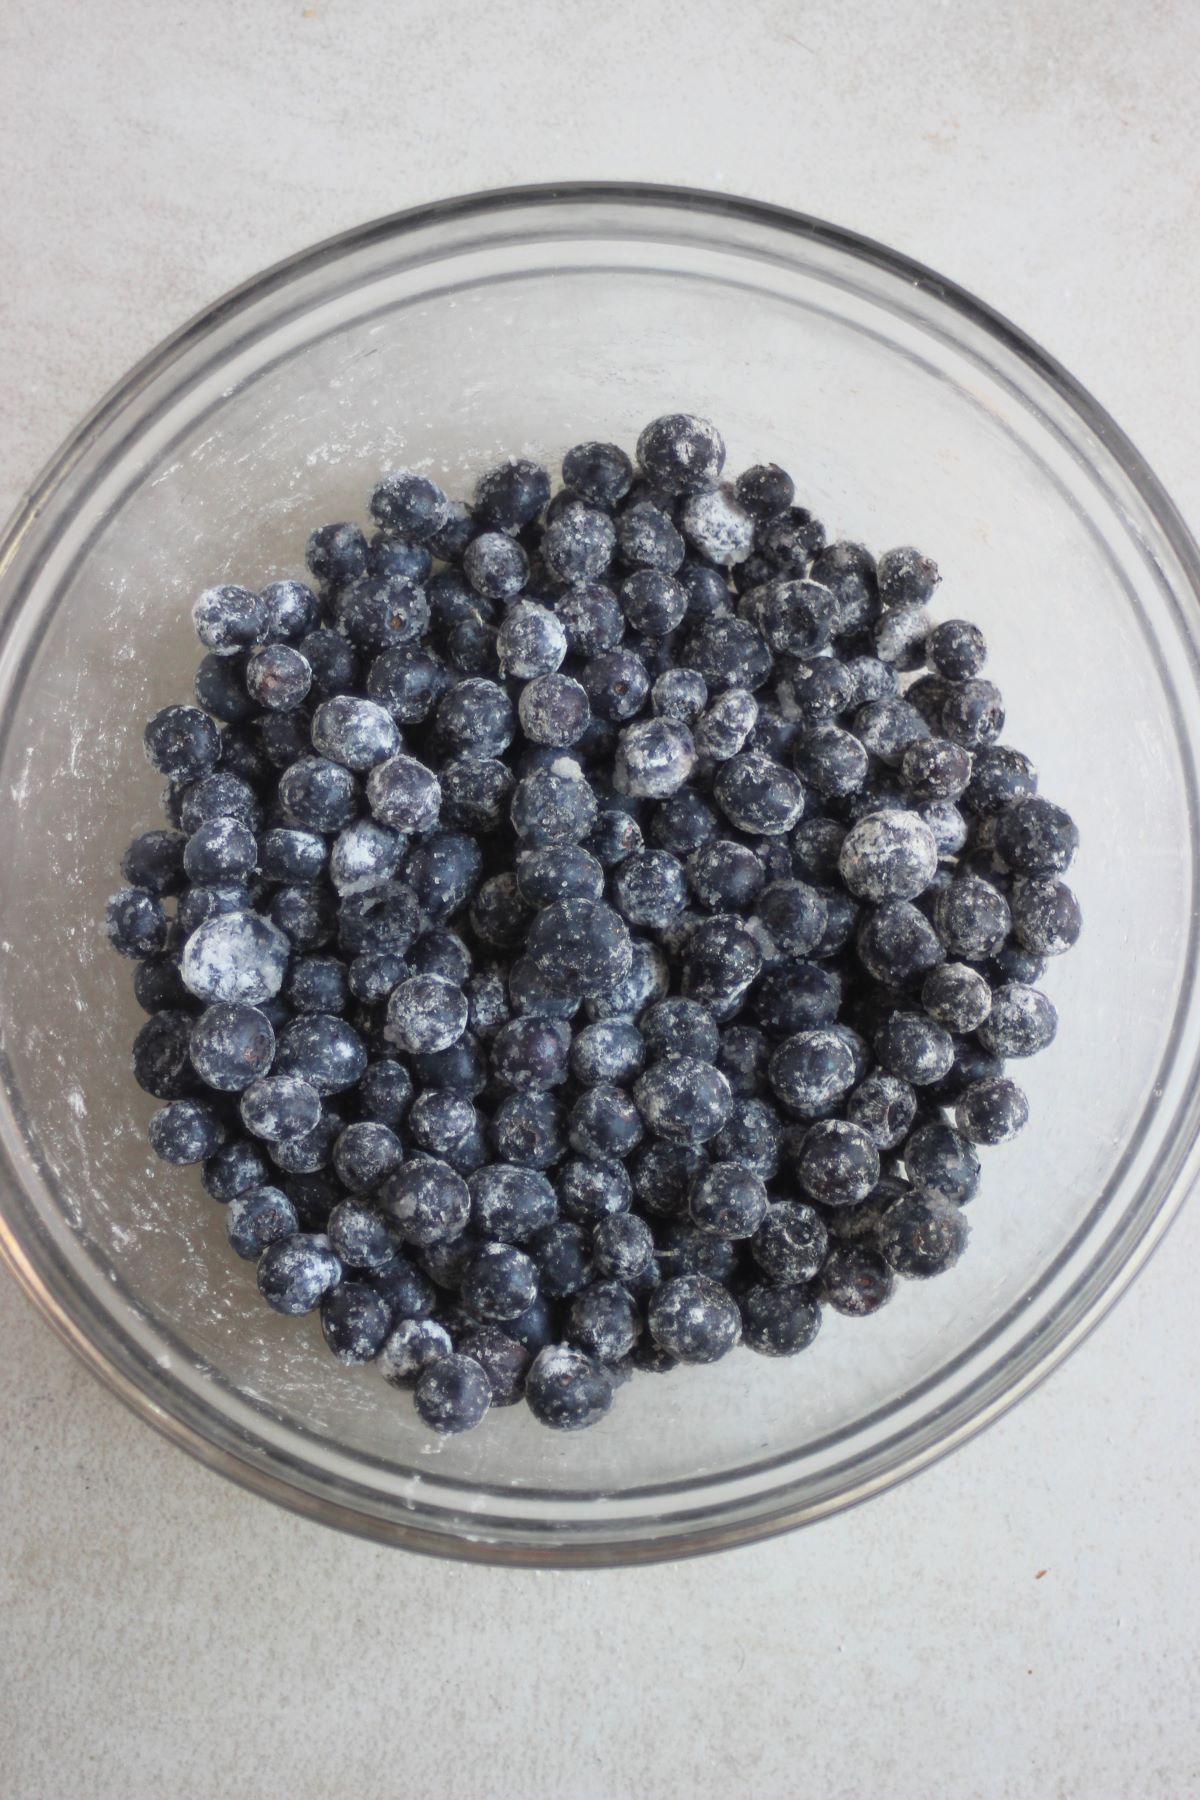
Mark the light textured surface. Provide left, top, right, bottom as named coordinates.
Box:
left=2, top=2, right=1199, bottom=1796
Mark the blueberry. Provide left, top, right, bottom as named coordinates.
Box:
left=353, top=1058, right=413, bottom=1129
left=494, top=603, right=564, bottom=682
left=846, top=1071, right=918, bottom=1151
left=716, top=1025, right=770, bottom=1098
left=473, top=457, right=550, bottom=530
left=381, top=975, right=465, bottom=1057
left=407, top=1091, right=475, bottom=1157
left=321, top=1281, right=389, bottom=1363
left=187, top=1002, right=275, bottom=1092
left=260, top=578, right=320, bottom=641
left=616, top=500, right=686, bottom=574
left=579, top=648, right=651, bottom=724
left=809, top=543, right=880, bottom=637
left=525, top=898, right=632, bottom=1000
left=437, top=756, right=513, bottom=835
left=147, top=1096, right=227, bottom=1165
left=381, top=1157, right=471, bottom=1245
left=106, top=886, right=169, bottom=958
left=682, top=914, right=763, bottom=1004
left=650, top=671, right=708, bottom=730
left=183, top=818, right=257, bottom=886
left=326, top=1121, right=401, bottom=1192
left=934, top=875, right=1012, bottom=960
left=462, top=1242, right=539, bottom=1322
left=306, top=522, right=368, bottom=588
left=377, top=1317, right=454, bottom=1391
left=463, top=531, right=529, bottom=601
left=795, top=1119, right=880, bottom=1207
left=856, top=898, right=944, bottom=987
left=686, top=840, right=764, bottom=914
left=487, top=1016, right=568, bottom=1094
left=507, top=956, right=579, bottom=1021
left=271, top=1012, right=366, bottom=1095
left=366, top=647, right=448, bottom=728
left=903, top=1121, right=981, bottom=1205
left=741, top=1282, right=822, bottom=1357
left=300, top=628, right=360, bottom=698
left=510, top=766, right=599, bottom=848
left=242, top=642, right=311, bottom=713
left=876, top=546, right=939, bottom=608
left=553, top=582, right=625, bottom=658
left=648, top=1274, right=740, bottom=1363
left=941, top=678, right=1005, bottom=749
left=820, top=1240, right=894, bottom=1315
left=640, top=999, right=719, bottom=1065
left=556, top=1155, right=632, bottom=1223
left=791, top=818, right=847, bottom=884
left=435, top=676, right=515, bottom=759
left=553, top=437, right=632, bottom=507
left=122, top=828, right=189, bottom=898
left=489, top=1085, right=570, bottom=1168
left=713, top=752, right=805, bottom=835
left=518, top=673, right=591, bottom=747
left=586, top=805, right=644, bottom=868
left=963, top=744, right=1038, bottom=817
left=687, top=1160, right=767, bottom=1238
left=471, top=873, right=535, bottom=949
left=132, top=954, right=192, bottom=1013
left=403, top=832, right=483, bottom=924
left=180, top=909, right=289, bottom=1004
left=239, top=1074, right=321, bottom=1142
left=144, top=705, right=222, bottom=783
left=693, top=690, right=758, bottom=765
left=878, top=1195, right=967, bottom=1278
left=512, top=847, right=604, bottom=913
left=324, top=1197, right=393, bottom=1270
left=412, top=1352, right=492, bottom=1434
left=614, top=718, right=697, bottom=799
left=569, top=1085, right=643, bottom=1161
left=277, top=755, right=358, bottom=834
left=927, top=617, right=986, bottom=680
left=567, top=1280, right=640, bottom=1362
left=525, top=1344, right=614, bottom=1430
left=267, top=1103, right=343, bottom=1174
left=338, top=882, right=421, bottom=958
left=852, top=697, right=930, bottom=766
left=636, top=413, right=724, bottom=493
left=874, top=1011, right=955, bottom=1086
left=994, top=796, right=1079, bottom=878
left=201, top=1137, right=267, bottom=1203
left=542, top=500, right=617, bottom=583
left=368, top=468, right=448, bottom=542
left=1009, top=876, right=1082, bottom=956
left=365, top=754, right=441, bottom=833
left=586, top=935, right=669, bottom=1020
left=751, top=961, right=842, bottom=1037
left=226, top=1184, right=298, bottom=1259
left=591, top=1212, right=655, bottom=1282
left=569, top=1019, right=645, bottom=1088
left=735, top=462, right=795, bottom=518
left=768, top=1027, right=857, bottom=1120
left=955, top=1075, right=1030, bottom=1145
left=755, top=505, right=826, bottom=573
left=192, top=584, right=267, bottom=656
left=456, top=1326, right=531, bottom=1406
left=977, top=981, right=1057, bottom=1057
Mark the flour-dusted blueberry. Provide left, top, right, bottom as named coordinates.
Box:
left=381, top=1157, right=471, bottom=1245
left=306, top=521, right=368, bottom=588
left=259, top=577, right=320, bottom=642
left=518, top=673, right=591, bottom=748
left=631, top=1140, right=708, bottom=1219
left=568, top=1085, right=642, bottom=1161
left=609, top=849, right=685, bottom=932
left=791, top=817, right=846, bottom=884
left=182, top=818, right=257, bottom=886
left=592, top=1212, right=655, bottom=1282
left=578, top=648, right=651, bottom=724
left=325, top=1197, right=394, bottom=1271
left=809, top=542, right=880, bottom=637
left=559, top=438, right=632, bottom=508
left=716, top=1025, right=770, bottom=1098
left=633, top=1055, right=733, bottom=1146
left=463, top=530, right=529, bottom=601
left=796, top=1119, right=880, bottom=1206
left=994, top=796, right=1079, bottom=877
left=586, top=936, right=670, bottom=1021
left=922, top=961, right=993, bottom=1033
left=192, top=584, right=267, bottom=656
left=685, top=614, right=773, bottom=694
left=941, top=678, right=1005, bottom=749
left=618, top=568, right=686, bottom=638
left=122, top=828, right=188, bottom=897
left=900, top=737, right=973, bottom=805
left=467, top=1164, right=558, bottom=1246
left=875, top=1011, right=955, bottom=1086
left=277, top=755, right=358, bottom=834
left=640, top=998, right=719, bottom=1065
left=310, top=695, right=400, bottom=772
left=852, top=697, right=931, bottom=766
left=751, top=961, right=842, bottom=1037
left=613, top=717, right=697, bottom=799
left=874, top=603, right=931, bottom=671
left=713, top=751, right=806, bottom=837
left=686, top=840, right=765, bottom=915
left=409, top=928, right=471, bottom=986
left=485, top=1015, right=567, bottom=1094
left=473, top=456, right=551, bottom=530
left=362, top=753, right=439, bottom=834
left=435, top=676, right=515, bottom=759
left=436, top=756, right=512, bottom=835
left=846, top=1071, right=918, bottom=1151
left=508, top=957, right=580, bottom=1021
left=201, top=1137, right=267, bottom=1204
left=188, top=1002, right=275, bottom=1092
left=369, top=1250, right=438, bottom=1323
left=496, top=600, right=567, bottom=680
left=244, top=642, right=312, bottom=712
left=338, top=881, right=421, bottom=958
left=180, top=909, right=289, bottom=1005
left=526, top=897, right=633, bottom=1000
left=955, top=1075, right=1030, bottom=1146
left=320, top=1281, right=389, bottom=1364
left=566, top=1280, right=639, bottom=1363
left=490, top=1091, right=567, bottom=1169
left=383, top=975, right=467, bottom=1057
left=267, top=1102, right=344, bottom=1175
left=962, top=744, right=1038, bottom=818
left=366, top=646, right=449, bottom=727
left=556, top=1155, right=633, bottom=1223
left=238, top=1074, right=321, bottom=1142
left=456, top=1326, right=531, bottom=1407
left=412, top=1352, right=492, bottom=1434
left=470, top=873, right=534, bottom=950
left=925, top=617, right=985, bottom=680
left=711, top=1097, right=781, bottom=1179
left=569, top=1021, right=645, bottom=1091
left=636, top=413, right=725, bottom=493
left=367, top=467, right=448, bottom=542
left=328, top=1121, right=401, bottom=1192
left=693, top=688, right=759, bottom=764
left=678, top=486, right=755, bottom=567
left=754, top=881, right=825, bottom=960
left=878, top=1195, right=968, bottom=1278
left=977, top=983, right=1058, bottom=1059
left=106, top=887, right=169, bottom=959
left=462, top=1242, right=539, bottom=1323
left=407, top=1091, right=475, bottom=1158
left=856, top=898, right=944, bottom=987
left=525, top=1344, right=614, bottom=1430
left=751, top=576, right=835, bottom=659
left=934, top=875, right=1012, bottom=961
left=756, top=505, right=826, bottom=573
left=328, top=818, right=403, bottom=897
left=179, top=772, right=264, bottom=838
left=553, top=582, right=625, bottom=658
left=225, top=1183, right=298, bottom=1259
left=145, top=1091, right=227, bottom=1164
left=514, top=846, right=605, bottom=912
left=1009, top=876, right=1082, bottom=957
left=510, top=765, right=599, bottom=849
left=735, top=461, right=795, bottom=519
left=542, top=499, right=617, bottom=583
left=795, top=723, right=869, bottom=800
left=903, top=1120, right=981, bottom=1206
left=741, top=1283, right=822, bottom=1357
left=143, top=705, right=222, bottom=784
left=876, top=546, right=940, bottom=609
left=682, top=913, right=763, bottom=1007
left=355, top=1059, right=413, bottom=1130
left=175, top=882, right=255, bottom=936
left=651, top=669, right=708, bottom=728
left=688, top=1161, right=768, bottom=1238
left=821, top=1240, right=895, bottom=1315
left=378, top=1316, right=455, bottom=1389
left=647, top=1274, right=740, bottom=1363
left=768, top=1027, right=857, bottom=1120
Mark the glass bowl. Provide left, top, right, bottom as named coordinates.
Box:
left=1, top=184, right=1197, bottom=1566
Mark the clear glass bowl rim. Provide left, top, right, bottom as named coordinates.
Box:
left=1, top=180, right=1197, bottom=1565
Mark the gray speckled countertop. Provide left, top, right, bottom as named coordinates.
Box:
left=2, top=3, right=1199, bottom=1794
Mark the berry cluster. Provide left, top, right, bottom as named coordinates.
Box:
left=106, top=414, right=1081, bottom=1434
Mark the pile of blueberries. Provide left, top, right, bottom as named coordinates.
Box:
left=105, top=413, right=1081, bottom=1435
